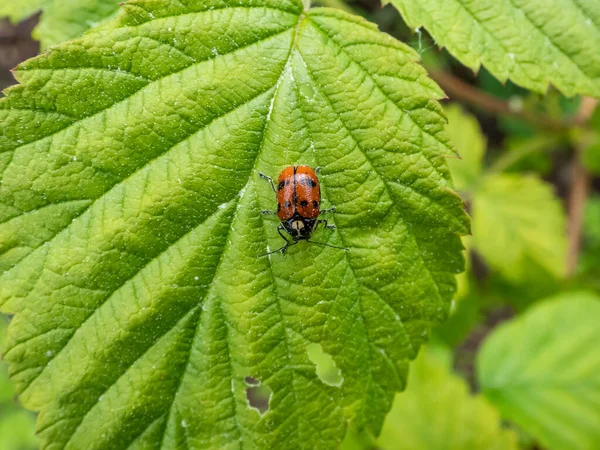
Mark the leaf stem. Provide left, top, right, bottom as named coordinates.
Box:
left=567, top=157, right=590, bottom=277
left=429, top=70, right=583, bottom=130
left=566, top=97, right=598, bottom=276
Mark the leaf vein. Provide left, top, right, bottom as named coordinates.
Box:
left=2, top=27, right=293, bottom=157
left=306, top=18, right=453, bottom=174
left=13, top=200, right=238, bottom=395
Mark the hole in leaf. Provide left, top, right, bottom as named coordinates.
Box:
left=244, top=377, right=272, bottom=415
left=306, top=343, right=343, bottom=387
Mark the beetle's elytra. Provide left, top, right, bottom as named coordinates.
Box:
left=259, top=165, right=348, bottom=255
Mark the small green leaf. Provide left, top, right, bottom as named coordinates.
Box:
left=0, top=0, right=121, bottom=49
left=444, top=105, right=486, bottom=193
left=472, top=174, right=566, bottom=280
left=433, top=292, right=481, bottom=348
left=377, top=346, right=519, bottom=450
left=578, top=196, right=600, bottom=282
left=385, top=0, right=600, bottom=97
left=477, top=292, right=600, bottom=450
left=492, top=133, right=564, bottom=175
left=454, top=236, right=472, bottom=301
left=0, top=1, right=468, bottom=448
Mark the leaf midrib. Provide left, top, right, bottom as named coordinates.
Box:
left=291, top=15, right=451, bottom=413
left=289, top=66, right=375, bottom=427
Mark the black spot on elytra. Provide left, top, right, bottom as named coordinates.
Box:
left=278, top=181, right=285, bottom=190
left=285, top=179, right=290, bottom=186
left=309, top=179, right=317, bottom=188
left=300, top=200, right=309, bottom=207
left=312, top=200, right=319, bottom=208
left=284, top=201, right=291, bottom=208
left=277, top=203, right=281, bottom=212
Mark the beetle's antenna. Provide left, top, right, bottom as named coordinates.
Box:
left=306, top=240, right=349, bottom=251
left=260, top=241, right=298, bottom=257
left=260, top=246, right=285, bottom=257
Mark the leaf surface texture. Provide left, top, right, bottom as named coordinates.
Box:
left=0, top=1, right=468, bottom=448
left=386, top=0, right=600, bottom=96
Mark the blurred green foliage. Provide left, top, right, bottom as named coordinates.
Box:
left=0, top=316, right=38, bottom=450
left=378, top=346, right=519, bottom=450
left=478, top=292, right=600, bottom=450
left=445, top=106, right=486, bottom=193
left=577, top=196, right=600, bottom=290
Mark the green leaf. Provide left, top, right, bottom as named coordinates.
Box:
left=485, top=263, right=563, bottom=311
left=578, top=196, right=600, bottom=284
left=472, top=174, right=566, bottom=281
left=0, top=0, right=121, bottom=49
left=0, top=315, right=16, bottom=405
left=385, top=0, right=600, bottom=97
left=377, top=346, right=519, bottom=450
left=454, top=236, right=472, bottom=301
left=582, top=138, right=600, bottom=174
left=433, top=291, right=481, bottom=348
left=583, top=196, right=600, bottom=252
left=0, top=1, right=469, bottom=448
left=477, top=292, right=600, bottom=450
left=444, top=105, right=485, bottom=193
left=0, top=409, right=39, bottom=450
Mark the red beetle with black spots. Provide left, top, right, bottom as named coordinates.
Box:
left=259, top=165, right=348, bottom=255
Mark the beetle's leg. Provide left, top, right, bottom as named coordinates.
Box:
left=276, top=224, right=291, bottom=248
left=260, top=209, right=276, bottom=215
left=316, top=219, right=336, bottom=230
left=258, top=172, right=277, bottom=193
left=319, top=205, right=336, bottom=214
left=306, top=239, right=349, bottom=251
left=308, top=221, right=349, bottom=251
left=261, top=224, right=294, bottom=256
left=315, top=166, right=322, bottom=173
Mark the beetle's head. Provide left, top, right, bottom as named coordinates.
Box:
left=285, top=217, right=315, bottom=240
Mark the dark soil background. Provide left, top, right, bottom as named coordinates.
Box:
left=0, top=15, right=39, bottom=90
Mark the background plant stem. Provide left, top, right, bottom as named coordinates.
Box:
left=429, top=70, right=584, bottom=130
left=566, top=97, right=598, bottom=276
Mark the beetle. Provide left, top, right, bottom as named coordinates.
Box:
left=259, top=165, right=348, bottom=255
